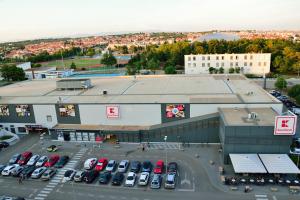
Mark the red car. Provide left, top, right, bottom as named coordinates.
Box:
left=18, top=151, right=33, bottom=165
left=44, top=155, right=60, bottom=167
left=95, top=158, right=108, bottom=171
left=153, top=160, right=164, bottom=174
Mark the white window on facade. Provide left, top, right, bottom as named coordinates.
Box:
left=236, top=56, right=239, bottom=60
left=244, top=55, right=247, bottom=60
left=216, top=63, right=219, bottom=67
left=244, top=62, right=247, bottom=66
left=230, top=56, right=233, bottom=60
left=193, top=56, right=196, bottom=61
left=250, top=55, right=253, bottom=60
left=202, top=56, right=205, bottom=60
left=193, top=63, right=196, bottom=67
left=46, top=115, right=52, bottom=122
left=207, top=63, right=210, bottom=67
left=230, top=62, right=233, bottom=67
left=258, top=62, right=261, bottom=66
left=216, top=56, right=219, bottom=60
left=264, top=62, right=267, bottom=66
left=221, top=56, right=224, bottom=60
left=202, top=63, right=205, bottom=67
left=188, top=57, right=191, bottom=61
left=207, top=56, right=210, bottom=60
left=235, top=62, right=239, bottom=67
left=250, top=62, right=253, bottom=66
left=221, top=62, right=224, bottom=67
left=188, top=63, right=191, bottom=67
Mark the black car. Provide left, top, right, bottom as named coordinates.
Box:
left=54, top=155, right=69, bottom=168
left=0, top=141, right=9, bottom=148
left=130, top=161, right=141, bottom=173
left=99, top=171, right=112, bottom=184
left=9, top=154, right=21, bottom=165
left=20, top=165, right=36, bottom=178
left=83, top=170, right=99, bottom=184
left=167, top=162, right=178, bottom=173
left=112, top=172, right=124, bottom=186
left=0, top=164, right=6, bottom=173
left=141, top=161, right=152, bottom=173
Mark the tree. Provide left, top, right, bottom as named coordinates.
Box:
left=146, top=58, right=160, bottom=73
left=288, top=84, right=300, bottom=98
left=275, top=76, right=287, bottom=91
left=101, top=52, right=117, bottom=66
left=235, top=67, right=241, bottom=74
left=70, top=62, right=76, bottom=70
left=0, top=65, right=25, bottom=81
left=208, top=67, right=215, bottom=74
left=218, top=67, right=224, bottom=74
left=164, top=66, right=176, bottom=74
left=229, top=67, right=235, bottom=74
left=86, top=48, right=95, bottom=57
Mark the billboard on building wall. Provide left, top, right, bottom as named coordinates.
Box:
left=166, top=104, right=185, bottom=118
left=0, top=105, right=9, bottom=116
left=106, top=106, right=120, bottom=118
left=59, top=104, right=76, bottom=117
left=15, top=105, right=31, bottom=117
left=274, top=115, right=297, bottom=135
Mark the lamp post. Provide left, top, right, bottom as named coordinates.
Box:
left=164, top=136, right=168, bottom=173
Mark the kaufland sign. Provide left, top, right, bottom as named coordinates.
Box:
left=274, top=116, right=297, bottom=135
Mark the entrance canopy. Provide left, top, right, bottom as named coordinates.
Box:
left=259, top=154, right=300, bottom=174
left=229, top=154, right=267, bottom=174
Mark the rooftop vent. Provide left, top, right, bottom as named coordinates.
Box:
left=248, top=112, right=258, bottom=119
left=103, top=90, right=107, bottom=95
left=56, top=79, right=92, bottom=90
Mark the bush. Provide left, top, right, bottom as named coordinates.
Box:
left=235, top=67, right=240, bottom=74
left=208, top=67, right=215, bottom=74
left=275, top=76, right=287, bottom=90
left=265, top=72, right=278, bottom=78
left=164, top=66, right=176, bottom=74
left=228, top=67, right=235, bottom=74
left=218, top=67, right=224, bottom=74
left=244, top=74, right=262, bottom=78
left=294, top=95, right=300, bottom=105
left=288, top=84, right=300, bottom=98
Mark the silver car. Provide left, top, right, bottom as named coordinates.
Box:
left=27, top=155, right=40, bottom=166
left=164, top=172, right=176, bottom=189
left=31, top=167, right=47, bottom=179
left=12, top=165, right=24, bottom=177
left=36, top=156, right=48, bottom=167
left=74, top=170, right=86, bottom=182
left=151, top=174, right=162, bottom=189
left=41, top=168, right=57, bottom=181
left=105, top=160, right=116, bottom=172
left=117, top=160, right=129, bottom=173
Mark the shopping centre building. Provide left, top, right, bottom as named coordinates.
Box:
left=0, top=74, right=295, bottom=163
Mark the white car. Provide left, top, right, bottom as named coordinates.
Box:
left=36, top=156, right=48, bottom=167
left=1, top=164, right=19, bottom=176
left=84, top=158, right=97, bottom=170
left=62, top=170, right=76, bottom=183
left=31, top=167, right=47, bottom=179
left=125, top=172, right=136, bottom=187
left=27, top=155, right=40, bottom=166
left=105, top=160, right=116, bottom=172
left=118, top=160, right=129, bottom=173
left=138, top=172, right=150, bottom=186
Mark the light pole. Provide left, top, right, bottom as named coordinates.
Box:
left=164, top=136, right=168, bottom=173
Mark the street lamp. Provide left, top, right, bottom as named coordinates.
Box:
left=164, top=136, right=168, bottom=173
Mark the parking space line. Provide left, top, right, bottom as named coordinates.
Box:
left=40, top=191, right=50, bottom=194
left=43, top=188, right=53, bottom=191
left=34, top=197, right=44, bottom=200
left=37, top=194, right=48, bottom=197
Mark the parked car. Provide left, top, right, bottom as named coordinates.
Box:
left=0, top=141, right=9, bottom=148
left=18, top=151, right=33, bottom=165
left=130, top=161, right=141, bottom=173
left=0, top=164, right=7, bottom=173
left=151, top=174, right=162, bottom=189
left=141, top=161, right=152, bottom=173
left=54, top=155, right=69, bottom=168
left=41, top=168, right=57, bottom=181
left=9, top=154, right=21, bottom=165
left=20, top=165, right=36, bottom=178
left=1, top=164, right=18, bottom=176
left=125, top=172, right=136, bottom=187
left=44, top=155, right=60, bottom=167
left=12, top=165, right=25, bottom=177
left=31, top=167, right=47, bottom=179
left=112, top=172, right=124, bottom=186
left=98, top=171, right=112, bottom=184
left=47, top=145, right=58, bottom=152
left=167, top=162, right=178, bottom=174
left=84, top=158, right=97, bottom=170
left=105, top=160, right=116, bottom=172
left=27, top=155, right=40, bottom=166
left=74, top=170, right=86, bottom=182
left=83, top=170, right=99, bottom=184
left=154, top=160, right=164, bottom=174
left=62, top=170, right=76, bottom=183
left=95, top=158, right=108, bottom=171
left=138, top=172, right=150, bottom=186
left=164, top=172, right=176, bottom=189
left=118, top=160, right=129, bottom=173
left=35, top=156, right=48, bottom=167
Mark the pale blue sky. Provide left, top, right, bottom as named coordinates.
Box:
left=0, top=0, right=300, bottom=42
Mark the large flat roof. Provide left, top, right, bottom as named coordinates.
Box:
left=259, top=154, right=300, bottom=174
left=219, top=107, right=278, bottom=126
left=229, top=154, right=267, bottom=174
left=0, top=74, right=280, bottom=104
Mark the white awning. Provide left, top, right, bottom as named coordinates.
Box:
left=229, top=154, right=267, bottom=174
left=259, top=154, right=300, bottom=174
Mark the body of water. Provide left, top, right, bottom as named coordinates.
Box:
left=199, top=33, right=240, bottom=41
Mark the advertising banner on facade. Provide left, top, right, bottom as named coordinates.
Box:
left=274, top=115, right=297, bottom=135
left=106, top=106, right=120, bottom=118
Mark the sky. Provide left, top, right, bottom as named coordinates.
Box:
left=0, top=0, right=300, bottom=42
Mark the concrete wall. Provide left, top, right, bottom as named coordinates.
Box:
left=79, top=104, right=162, bottom=126
left=33, top=105, right=58, bottom=128
left=191, top=103, right=283, bottom=117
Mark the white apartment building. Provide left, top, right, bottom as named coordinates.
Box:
left=185, top=53, right=271, bottom=75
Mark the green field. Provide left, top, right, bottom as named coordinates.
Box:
left=40, top=57, right=101, bottom=69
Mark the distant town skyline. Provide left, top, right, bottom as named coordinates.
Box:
left=1, top=0, right=300, bottom=43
